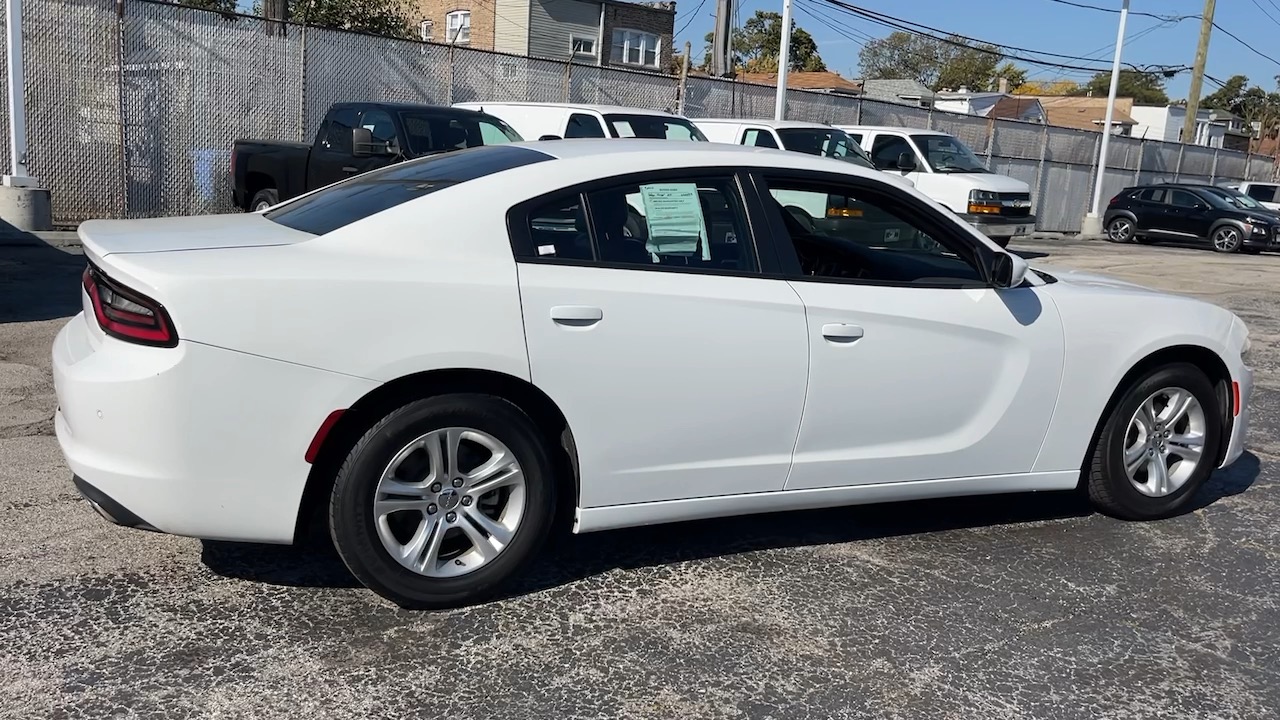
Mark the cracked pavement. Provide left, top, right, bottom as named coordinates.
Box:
left=1, top=236, right=1277, bottom=719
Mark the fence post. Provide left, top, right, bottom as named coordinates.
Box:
left=1174, top=143, right=1185, bottom=182
left=298, top=23, right=308, bottom=143
left=676, top=41, right=689, bottom=115
left=1034, top=123, right=1048, bottom=231
left=854, top=96, right=861, bottom=125
left=1133, top=138, right=1143, bottom=185
left=983, top=116, right=996, bottom=167
left=1209, top=148, right=1219, bottom=184
left=562, top=59, right=571, bottom=103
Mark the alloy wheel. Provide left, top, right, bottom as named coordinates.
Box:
left=1121, top=387, right=1206, bottom=498
left=1107, top=219, right=1132, bottom=242
left=373, top=427, right=526, bottom=577
left=1213, top=227, right=1241, bottom=252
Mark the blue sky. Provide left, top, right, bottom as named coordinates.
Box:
left=671, top=0, right=1280, bottom=99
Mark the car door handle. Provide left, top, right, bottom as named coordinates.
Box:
left=822, top=323, right=864, bottom=343
left=550, top=305, right=603, bottom=327
left=341, top=166, right=359, bottom=173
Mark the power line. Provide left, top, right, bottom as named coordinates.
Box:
left=815, top=0, right=1181, bottom=74
left=1212, top=22, right=1280, bottom=68
left=674, top=0, right=709, bottom=40
left=1247, top=0, right=1280, bottom=29
left=1045, top=0, right=1198, bottom=22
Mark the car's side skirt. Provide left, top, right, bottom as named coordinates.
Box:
left=573, top=471, right=1081, bottom=533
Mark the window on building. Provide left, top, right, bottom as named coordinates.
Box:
left=571, top=35, right=596, bottom=57
left=446, top=10, right=470, bottom=44
left=611, top=29, right=660, bottom=68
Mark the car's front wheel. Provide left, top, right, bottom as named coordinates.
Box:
left=1086, top=363, right=1223, bottom=520
left=1212, top=225, right=1243, bottom=253
left=1106, top=217, right=1135, bottom=243
left=329, top=395, right=557, bottom=609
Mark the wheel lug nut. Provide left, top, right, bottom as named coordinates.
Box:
left=427, top=503, right=437, bottom=514
left=452, top=478, right=464, bottom=488
left=461, top=496, right=472, bottom=506
left=430, top=482, right=442, bottom=493
left=446, top=511, right=457, bottom=522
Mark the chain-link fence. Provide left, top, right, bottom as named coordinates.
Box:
left=6, top=0, right=1278, bottom=230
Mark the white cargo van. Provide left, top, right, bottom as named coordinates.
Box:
left=1230, top=181, right=1280, bottom=211
left=839, top=125, right=1035, bottom=246
left=452, top=102, right=707, bottom=142
left=693, top=119, right=879, bottom=170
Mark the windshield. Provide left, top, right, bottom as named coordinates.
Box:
left=776, top=129, right=876, bottom=169
left=911, top=134, right=989, bottom=173
left=399, top=112, right=522, bottom=156
left=603, top=114, right=708, bottom=141
left=1205, top=186, right=1265, bottom=210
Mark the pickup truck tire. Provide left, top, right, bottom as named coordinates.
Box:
left=250, top=188, right=279, bottom=213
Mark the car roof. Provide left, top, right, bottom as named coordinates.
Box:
left=838, top=125, right=947, bottom=135
left=332, top=102, right=485, bottom=115
left=505, top=139, right=888, bottom=178
left=694, top=118, right=838, bottom=130
left=455, top=102, right=686, bottom=119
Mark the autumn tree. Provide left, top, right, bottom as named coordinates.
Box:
left=1014, top=79, right=1081, bottom=96
left=859, top=31, right=1026, bottom=91
left=702, top=10, right=826, bottom=73
left=1073, top=70, right=1169, bottom=105
left=1201, top=74, right=1280, bottom=151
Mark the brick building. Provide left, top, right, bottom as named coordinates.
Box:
left=409, top=0, right=675, bottom=71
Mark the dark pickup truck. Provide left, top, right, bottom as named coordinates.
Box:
left=231, top=102, right=523, bottom=212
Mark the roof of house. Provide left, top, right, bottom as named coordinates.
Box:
left=1025, top=95, right=1136, bottom=131
left=858, top=79, right=938, bottom=104
left=735, top=71, right=862, bottom=94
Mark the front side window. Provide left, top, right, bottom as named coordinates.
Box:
left=604, top=114, right=707, bottom=141
left=565, top=113, right=607, bottom=138
left=911, top=134, right=988, bottom=173
left=611, top=29, right=660, bottom=68
left=1169, top=189, right=1203, bottom=208
left=743, top=128, right=779, bottom=148
left=869, top=134, right=916, bottom=171
left=765, top=177, right=985, bottom=286
left=324, top=107, right=360, bottom=154
left=266, top=146, right=550, bottom=235
left=359, top=109, right=397, bottom=146
left=446, top=10, right=471, bottom=44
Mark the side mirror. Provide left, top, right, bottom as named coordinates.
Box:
left=351, top=127, right=373, bottom=157
left=538, top=134, right=563, bottom=141
left=989, top=252, right=1029, bottom=289
left=896, top=151, right=917, bottom=171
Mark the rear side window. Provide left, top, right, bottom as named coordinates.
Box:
left=565, top=113, right=607, bottom=138
left=743, top=128, right=779, bottom=148
left=1137, top=188, right=1167, bottom=203
left=1246, top=184, right=1278, bottom=202
left=266, top=146, right=551, bottom=235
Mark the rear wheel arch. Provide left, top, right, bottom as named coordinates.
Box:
left=1081, top=344, right=1234, bottom=484
left=244, top=171, right=276, bottom=210
left=294, top=368, right=578, bottom=546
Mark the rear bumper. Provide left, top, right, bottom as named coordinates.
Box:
left=53, top=311, right=377, bottom=544
left=960, top=213, right=1036, bottom=239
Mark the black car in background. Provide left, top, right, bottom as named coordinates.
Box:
left=1104, top=183, right=1280, bottom=254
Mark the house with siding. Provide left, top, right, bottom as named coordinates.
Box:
left=411, top=0, right=676, bottom=71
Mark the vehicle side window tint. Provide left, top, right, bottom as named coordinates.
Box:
left=870, top=135, right=913, bottom=170
left=1246, top=184, right=1277, bottom=202
left=846, top=133, right=863, bottom=143
left=583, top=177, right=757, bottom=272
left=1169, top=190, right=1200, bottom=208
left=765, top=177, right=985, bottom=286
left=325, top=107, right=360, bottom=154
left=359, top=109, right=397, bottom=145
left=1137, top=188, right=1166, bottom=203
left=742, top=128, right=779, bottom=148
left=565, top=113, right=607, bottom=138
left=525, top=194, right=593, bottom=261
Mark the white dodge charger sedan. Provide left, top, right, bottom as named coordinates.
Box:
left=54, top=141, right=1253, bottom=608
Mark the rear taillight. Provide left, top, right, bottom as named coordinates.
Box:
left=82, top=265, right=178, bottom=347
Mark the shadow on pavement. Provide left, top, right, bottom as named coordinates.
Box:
left=0, top=229, right=84, bottom=323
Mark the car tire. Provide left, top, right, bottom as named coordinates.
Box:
left=1106, top=217, right=1135, bottom=243
left=1086, top=363, right=1223, bottom=520
left=250, top=188, right=279, bottom=212
left=1211, top=225, right=1243, bottom=253
left=329, top=394, right=557, bottom=609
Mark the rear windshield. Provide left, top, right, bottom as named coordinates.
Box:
left=400, top=111, right=522, bottom=155
left=265, top=146, right=550, bottom=235
left=776, top=128, right=875, bottom=169
left=603, top=114, right=708, bottom=141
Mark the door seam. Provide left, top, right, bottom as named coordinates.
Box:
left=781, top=279, right=812, bottom=491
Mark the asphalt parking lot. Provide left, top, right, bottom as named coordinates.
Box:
left=1, top=235, right=1277, bottom=719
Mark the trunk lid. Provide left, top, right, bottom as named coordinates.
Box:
left=78, top=213, right=314, bottom=258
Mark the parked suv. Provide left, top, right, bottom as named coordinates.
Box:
left=1105, top=183, right=1280, bottom=254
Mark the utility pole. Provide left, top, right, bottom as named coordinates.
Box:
left=1180, top=0, right=1216, bottom=144
left=1082, top=0, right=1129, bottom=238
left=711, top=0, right=733, bottom=77
left=774, top=0, right=793, bottom=121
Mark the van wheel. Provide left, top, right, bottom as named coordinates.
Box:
left=1086, top=363, right=1222, bottom=520
left=329, top=394, right=556, bottom=609
left=250, top=188, right=279, bottom=212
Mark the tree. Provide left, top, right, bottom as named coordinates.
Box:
left=1200, top=74, right=1280, bottom=152
left=287, top=0, right=413, bottom=39
left=1013, top=79, right=1081, bottom=96
left=1074, top=71, right=1169, bottom=105
left=858, top=31, right=1026, bottom=92
left=702, top=10, right=826, bottom=73
left=181, top=0, right=237, bottom=10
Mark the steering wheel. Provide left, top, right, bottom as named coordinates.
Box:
left=785, top=205, right=817, bottom=233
